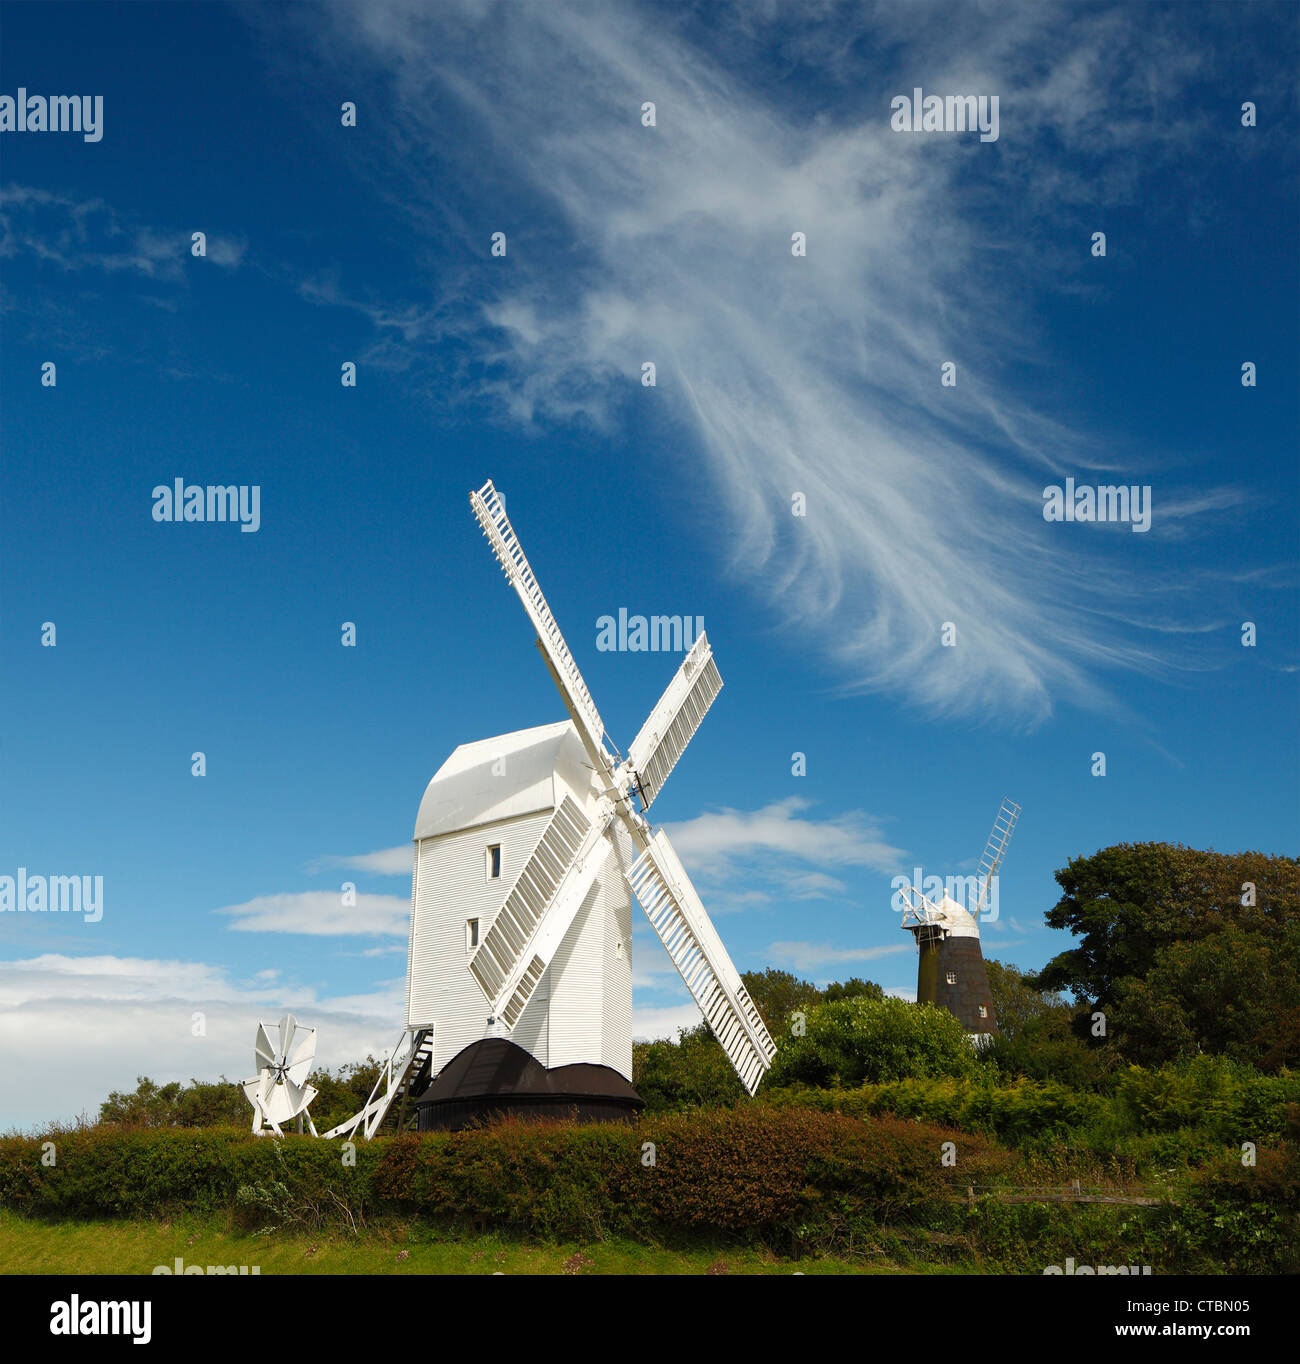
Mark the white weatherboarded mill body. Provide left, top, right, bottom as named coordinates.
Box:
left=405, top=721, right=637, bottom=1079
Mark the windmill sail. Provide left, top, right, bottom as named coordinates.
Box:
left=468, top=795, right=614, bottom=1027
left=974, top=798, right=1020, bottom=916
left=625, top=831, right=776, bottom=1095
left=627, top=634, right=723, bottom=810
left=470, top=481, right=608, bottom=763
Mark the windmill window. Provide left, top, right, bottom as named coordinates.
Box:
left=486, top=844, right=502, bottom=879
left=466, top=918, right=480, bottom=950
left=946, top=971, right=957, bottom=985
left=978, top=1005, right=988, bottom=1019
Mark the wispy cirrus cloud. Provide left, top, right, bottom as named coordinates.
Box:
left=216, top=891, right=410, bottom=937
left=0, top=184, right=246, bottom=280
left=250, top=0, right=1273, bottom=723
left=766, top=940, right=913, bottom=974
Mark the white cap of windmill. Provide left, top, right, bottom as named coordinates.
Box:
left=242, top=1013, right=319, bottom=1136
left=466, top=479, right=777, bottom=1095
left=900, top=799, right=1020, bottom=942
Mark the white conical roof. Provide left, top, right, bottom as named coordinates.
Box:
left=413, top=720, right=594, bottom=841
left=933, top=892, right=982, bottom=939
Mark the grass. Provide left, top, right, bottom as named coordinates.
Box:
left=0, top=1209, right=983, bottom=1275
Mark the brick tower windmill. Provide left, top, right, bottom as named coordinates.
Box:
left=899, top=800, right=1019, bottom=1041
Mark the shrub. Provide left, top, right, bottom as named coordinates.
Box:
left=766, top=997, right=982, bottom=1089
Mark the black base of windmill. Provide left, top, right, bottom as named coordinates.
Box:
left=914, top=928, right=999, bottom=1036
left=412, top=1037, right=644, bottom=1132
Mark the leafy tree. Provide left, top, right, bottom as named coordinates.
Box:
left=1111, top=924, right=1300, bottom=1070
left=1031, top=843, right=1299, bottom=1004
left=821, top=977, right=885, bottom=1005
left=308, top=1057, right=384, bottom=1133
left=633, top=1027, right=744, bottom=1111
left=1029, top=844, right=1300, bottom=1070
left=982, top=959, right=1117, bottom=1088
left=766, top=996, right=981, bottom=1088
left=99, top=1077, right=247, bottom=1128
left=633, top=971, right=889, bottom=1109
left=739, top=968, right=822, bottom=1033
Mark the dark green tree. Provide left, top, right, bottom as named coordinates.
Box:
left=982, top=959, right=1116, bottom=1088
left=1031, top=843, right=1299, bottom=1003
left=1111, top=923, right=1300, bottom=1070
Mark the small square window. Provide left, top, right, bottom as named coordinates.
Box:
left=487, top=844, right=502, bottom=879
left=978, top=1005, right=988, bottom=1019
left=946, top=971, right=957, bottom=985
left=466, top=918, right=480, bottom=950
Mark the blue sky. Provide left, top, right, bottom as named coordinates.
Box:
left=1, top=0, right=1296, bottom=1128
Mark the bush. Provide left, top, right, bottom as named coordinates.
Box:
left=767, top=997, right=983, bottom=1089
left=768, top=1075, right=1101, bottom=1148
left=1110, top=1057, right=1300, bottom=1144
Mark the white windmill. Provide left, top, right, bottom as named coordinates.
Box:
left=283, top=480, right=775, bottom=1139
left=373, top=479, right=773, bottom=1130
left=242, top=1013, right=319, bottom=1136
left=899, top=798, right=1019, bottom=1039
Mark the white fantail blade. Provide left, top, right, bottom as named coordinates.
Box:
left=625, top=831, right=776, bottom=1096
left=974, top=798, right=1020, bottom=916
left=626, top=633, right=723, bottom=811
left=277, top=1013, right=298, bottom=1060
left=468, top=795, right=611, bottom=1027
left=264, top=1077, right=317, bottom=1127
left=470, top=481, right=609, bottom=767
left=254, top=1023, right=277, bottom=1075
left=285, top=1026, right=317, bottom=1088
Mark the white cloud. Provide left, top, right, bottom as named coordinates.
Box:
left=0, top=186, right=244, bottom=281
left=312, top=846, right=412, bottom=877
left=632, top=1002, right=705, bottom=1042
left=766, top=940, right=913, bottom=974
left=668, top=796, right=900, bottom=878
left=216, top=891, right=410, bottom=937
left=0, top=954, right=403, bottom=1132
left=259, top=0, right=1254, bottom=722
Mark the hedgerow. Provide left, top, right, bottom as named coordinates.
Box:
left=0, top=1107, right=1007, bottom=1253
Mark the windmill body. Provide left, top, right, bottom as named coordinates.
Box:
left=356, top=479, right=779, bottom=1131
left=405, top=721, right=636, bottom=1082
left=900, top=800, right=1019, bottom=1043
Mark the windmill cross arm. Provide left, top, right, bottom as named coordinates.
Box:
left=468, top=798, right=617, bottom=1028
left=626, top=831, right=776, bottom=1095
left=626, top=633, right=724, bottom=811
left=470, top=480, right=610, bottom=768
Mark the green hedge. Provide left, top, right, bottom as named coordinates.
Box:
left=767, top=1077, right=1101, bottom=1147
left=766, top=1061, right=1300, bottom=1157
left=0, top=1108, right=1011, bottom=1252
